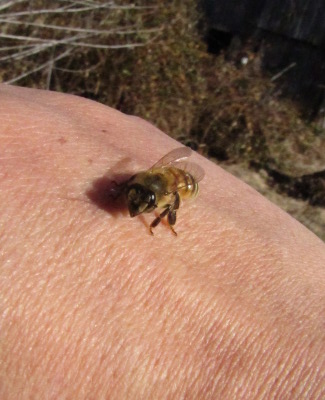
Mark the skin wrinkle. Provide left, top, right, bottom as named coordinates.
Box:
left=203, top=317, right=263, bottom=396
left=1, top=234, right=117, bottom=400
left=5, top=203, right=312, bottom=400
left=274, top=353, right=308, bottom=399
left=3, top=250, right=320, bottom=388
left=0, top=216, right=302, bottom=394
left=30, top=299, right=100, bottom=397
left=142, top=278, right=260, bottom=396
left=101, top=274, right=217, bottom=397
left=259, top=341, right=295, bottom=397
left=258, top=336, right=318, bottom=399
left=297, top=343, right=325, bottom=397
left=240, top=341, right=288, bottom=399
left=216, top=308, right=319, bottom=398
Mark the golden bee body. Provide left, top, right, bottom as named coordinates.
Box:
left=125, top=147, right=204, bottom=235
left=129, top=167, right=199, bottom=207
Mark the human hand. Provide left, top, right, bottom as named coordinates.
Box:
left=1, top=84, right=324, bottom=399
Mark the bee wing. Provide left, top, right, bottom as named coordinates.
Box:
left=172, top=161, right=205, bottom=183
left=150, top=146, right=192, bottom=169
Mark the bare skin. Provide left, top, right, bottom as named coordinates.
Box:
left=0, top=84, right=324, bottom=399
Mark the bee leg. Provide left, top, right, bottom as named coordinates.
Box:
left=167, top=193, right=180, bottom=236
left=149, top=207, right=170, bottom=235
left=111, top=180, right=126, bottom=189
left=173, top=192, right=180, bottom=210
left=109, top=180, right=126, bottom=200
left=167, top=210, right=177, bottom=236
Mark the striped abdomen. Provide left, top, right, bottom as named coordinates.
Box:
left=165, top=167, right=199, bottom=200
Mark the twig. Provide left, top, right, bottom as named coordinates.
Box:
left=0, top=33, right=94, bottom=61
left=59, top=41, right=146, bottom=49
left=0, top=43, right=49, bottom=61
left=0, top=0, right=160, bottom=86
left=46, top=47, right=55, bottom=90
left=0, top=18, right=162, bottom=36
left=271, top=62, right=296, bottom=82
left=0, top=0, right=27, bottom=12
left=1, top=2, right=155, bottom=18
left=4, top=48, right=74, bottom=84
left=0, top=44, right=36, bottom=52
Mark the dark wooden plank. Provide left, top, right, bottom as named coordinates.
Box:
left=205, top=0, right=325, bottom=46
left=258, top=0, right=325, bottom=46
left=204, top=0, right=266, bottom=33
left=204, top=0, right=325, bottom=115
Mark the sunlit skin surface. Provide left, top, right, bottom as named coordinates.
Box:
left=0, top=84, right=324, bottom=399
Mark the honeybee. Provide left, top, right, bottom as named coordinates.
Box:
left=126, top=147, right=205, bottom=235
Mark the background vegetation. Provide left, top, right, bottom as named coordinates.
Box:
left=1, top=0, right=324, bottom=240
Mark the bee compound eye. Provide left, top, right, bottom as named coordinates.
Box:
left=146, top=191, right=156, bottom=209
left=127, top=184, right=156, bottom=216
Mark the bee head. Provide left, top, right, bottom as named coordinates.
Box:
left=126, top=184, right=156, bottom=217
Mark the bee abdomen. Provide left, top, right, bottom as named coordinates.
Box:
left=177, top=171, right=199, bottom=199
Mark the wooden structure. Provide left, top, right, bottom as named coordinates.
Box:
left=204, top=0, right=325, bottom=116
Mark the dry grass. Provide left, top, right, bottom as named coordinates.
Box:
left=1, top=0, right=324, bottom=240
